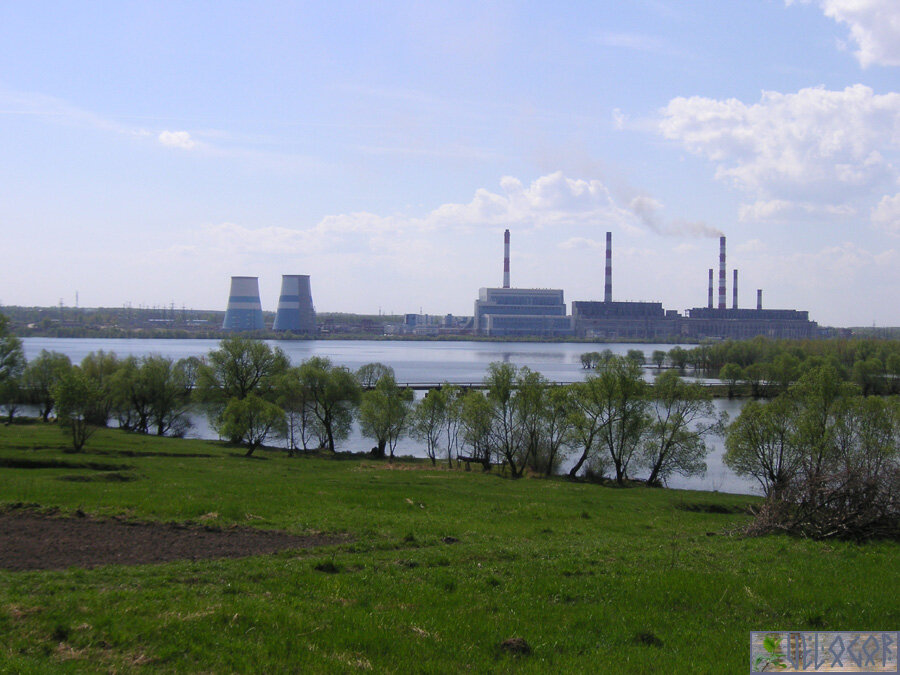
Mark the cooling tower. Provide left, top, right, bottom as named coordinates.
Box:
left=272, top=274, right=316, bottom=333
left=222, top=276, right=265, bottom=331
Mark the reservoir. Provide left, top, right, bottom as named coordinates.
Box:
left=20, top=337, right=756, bottom=495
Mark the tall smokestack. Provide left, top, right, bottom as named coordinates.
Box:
left=718, top=236, right=726, bottom=310
left=708, top=269, right=714, bottom=309
left=503, top=229, right=510, bottom=289
left=604, top=231, right=612, bottom=302
left=757, top=289, right=763, bottom=311
left=732, top=269, right=738, bottom=310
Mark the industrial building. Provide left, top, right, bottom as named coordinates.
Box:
left=222, top=276, right=265, bottom=331
left=272, top=274, right=316, bottom=333
left=473, top=230, right=575, bottom=337
left=475, top=230, right=819, bottom=340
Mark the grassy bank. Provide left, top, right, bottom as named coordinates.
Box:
left=1, top=422, right=897, bottom=673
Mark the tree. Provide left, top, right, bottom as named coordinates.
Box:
left=0, top=329, right=25, bottom=424
left=219, top=394, right=287, bottom=457
left=458, top=389, right=494, bottom=470
left=275, top=367, right=318, bottom=453
left=667, top=346, right=689, bottom=371
left=53, top=369, right=103, bottom=451
left=724, top=396, right=800, bottom=496
left=146, top=356, right=194, bottom=437
left=642, top=370, right=725, bottom=486
left=719, top=363, right=743, bottom=398
left=22, top=350, right=72, bottom=422
left=355, top=362, right=395, bottom=389
left=513, top=367, right=547, bottom=474
left=567, top=375, right=616, bottom=478
left=441, top=384, right=463, bottom=467
left=596, top=357, right=650, bottom=485
left=359, top=373, right=414, bottom=459
left=484, top=362, right=526, bottom=476
left=536, top=385, right=573, bottom=476
left=625, top=349, right=646, bottom=367
left=196, top=337, right=289, bottom=439
left=297, top=357, right=361, bottom=452
left=410, top=388, right=446, bottom=466
left=651, top=350, right=667, bottom=370
left=110, top=356, right=154, bottom=432
left=80, top=351, right=120, bottom=426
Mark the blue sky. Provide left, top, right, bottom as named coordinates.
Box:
left=1, top=1, right=899, bottom=325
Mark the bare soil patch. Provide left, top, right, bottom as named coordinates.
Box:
left=0, top=510, right=345, bottom=571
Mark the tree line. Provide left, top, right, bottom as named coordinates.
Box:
left=0, top=329, right=727, bottom=484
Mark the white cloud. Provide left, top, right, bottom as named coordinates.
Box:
left=596, top=32, right=666, bottom=52
left=872, top=192, right=900, bottom=234
left=660, top=85, right=900, bottom=219
left=158, top=130, right=197, bottom=150
left=739, top=199, right=857, bottom=222
left=789, top=0, right=900, bottom=67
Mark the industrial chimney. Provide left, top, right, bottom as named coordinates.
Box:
left=732, top=269, right=738, bottom=310
left=273, top=274, right=316, bottom=334
left=757, top=289, right=763, bottom=311
left=604, top=231, right=612, bottom=303
left=707, top=269, right=714, bottom=309
left=718, top=236, right=726, bottom=310
left=222, top=276, right=265, bottom=331
left=503, top=229, right=510, bottom=289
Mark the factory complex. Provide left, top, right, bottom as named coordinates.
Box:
left=223, top=230, right=819, bottom=341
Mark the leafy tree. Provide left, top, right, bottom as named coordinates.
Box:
left=410, top=388, right=446, bottom=466
left=196, top=337, right=289, bottom=439
left=53, top=368, right=103, bottom=451
left=852, top=357, right=885, bottom=396
left=642, top=370, right=725, bottom=486
left=297, top=357, right=361, bottom=452
left=566, top=374, right=616, bottom=478
left=22, top=350, right=72, bottom=421
left=219, top=394, right=287, bottom=457
left=458, top=389, right=494, bottom=470
left=275, top=367, right=318, bottom=453
left=355, top=362, right=395, bottom=389
left=719, top=363, right=743, bottom=398
left=440, top=384, right=463, bottom=467
left=596, top=357, right=650, bottom=485
left=535, top=385, right=573, bottom=476
left=80, top=350, right=121, bottom=426
left=484, top=362, right=526, bottom=476
left=743, top=362, right=767, bottom=398
left=651, top=350, right=667, bottom=369
left=359, top=373, right=414, bottom=459
left=110, top=356, right=154, bottom=432
left=724, top=396, right=800, bottom=496
left=625, top=349, right=646, bottom=366
left=667, top=346, right=689, bottom=371
left=513, top=367, right=548, bottom=474
left=0, top=329, right=25, bottom=424
left=146, top=356, right=195, bottom=437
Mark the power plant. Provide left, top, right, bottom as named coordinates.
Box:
left=222, top=274, right=316, bottom=333
left=474, top=230, right=818, bottom=340
left=272, top=275, right=316, bottom=334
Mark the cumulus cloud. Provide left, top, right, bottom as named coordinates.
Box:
left=158, top=130, right=197, bottom=150
left=789, top=0, right=900, bottom=67
left=872, top=192, right=900, bottom=234
left=660, top=85, right=900, bottom=219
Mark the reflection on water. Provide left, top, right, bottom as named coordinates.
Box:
left=20, top=337, right=758, bottom=495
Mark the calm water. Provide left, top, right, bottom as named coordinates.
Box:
left=20, top=337, right=757, bottom=495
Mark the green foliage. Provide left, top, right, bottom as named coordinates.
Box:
left=0, top=332, right=25, bottom=423
left=296, top=357, right=361, bottom=452
left=21, top=350, right=72, bottom=421
left=219, top=394, right=287, bottom=456
left=410, top=388, right=446, bottom=466
left=52, top=368, right=103, bottom=451
left=358, top=373, right=414, bottom=459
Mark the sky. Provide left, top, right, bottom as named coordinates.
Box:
left=1, top=0, right=899, bottom=326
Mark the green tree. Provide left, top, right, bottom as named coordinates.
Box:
left=80, top=350, right=121, bottom=426
left=275, top=367, right=318, bottom=453
left=719, top=363, right=743, bottom=398
left=0, top=327, right=25, bottom=424
left=625, top=349, right=646, bottom=367
left=668, top=346, right=689, bottom=371
left=458, top=389, right=494, bottom=470
left=219, top=394, right=287, bottom=457
left=22, top=350, right=72, bottom=421
left=359, top=373, right=414, bottom=459
left=566, top=373, right=617, bottom=478
left=410, top=388, right=446, bottom=466
left=297, top=357, right=361, bottom=452
left=484, top=362, right=526, bottom=476
left=355, top=362, right=395, bottom=389
left=642, top=370, right=725, bottom=486
left=596, top=357, right=650, bottom=485
left=651, top=350, right=667, bottom=370
left=53, top=368, right=103, bottom=451
left=724, top=396, right=800, bottom=496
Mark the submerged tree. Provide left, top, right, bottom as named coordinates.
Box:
left=219, top=394, right=287, bottom=457
left=22, top=350, right=72, bottom=421
left=359, top=372, right=414, bottom=459
left=297, top=357, right=361, bottom=452
left=410, top=387, right=446, bottom=466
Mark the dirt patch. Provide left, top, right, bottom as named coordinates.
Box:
left=0, top=511, right=346, bottom=571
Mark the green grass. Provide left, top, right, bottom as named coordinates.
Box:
left=1, top=423, right=897, bottom=673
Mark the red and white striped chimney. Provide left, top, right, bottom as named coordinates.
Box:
left=718, top=236, right=726, bottom=310
left=503, top=229, right=510, bottom=289
left=732, top=269, right=738, bottom=310
left=604, top=231, right=612, bottom=302
left=708, top=269, right=714, bottom=309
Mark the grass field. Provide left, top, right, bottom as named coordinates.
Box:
left=1, top=421, right=897, bottom=673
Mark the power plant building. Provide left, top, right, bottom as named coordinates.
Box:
left=273, top=274, right=316, bottom=333
left=222, top=276, right=265, bottom=331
